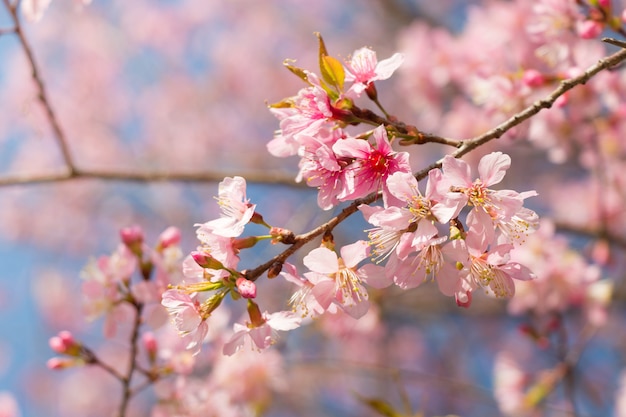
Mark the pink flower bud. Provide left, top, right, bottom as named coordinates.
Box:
left=598, top=0, right=610, bottom=7
left=191, top=250, right=225, bottom=270
left=58, top=330, right=75, bottom=346
left=554, top=93, right=568, bottom=108
left=142, top=332, right=158, bottom=355
left=49, top=337, right=66, bottom=353
left=236, top=277, right=257, bottom=299
left=46, top=357, right=77, bottom=370
left=522, top=69, right=545, bottom=87
left=158, top=226, right=181, bottom=249
left=49, top=330, right=78, bottom=354
left=576, top=20, right=603, bottom=39
left=120, top=225, right=144, bottom=246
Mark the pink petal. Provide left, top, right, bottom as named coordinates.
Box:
left=442, top=155, right=472, bottom=187
left=339, top=240, right=370, bottom=268
left=303, top=247, right=339, bottom=274
left=478, top=152, right=511, bottom=186
left=375, top=53, right=405, bottom=80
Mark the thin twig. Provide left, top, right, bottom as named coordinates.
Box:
left=2, top=0, right=76, bottom=174
left=0, top=168, right=303, bottom=187
left=246, top=43, right=626, bottom=281
left=117, top=301, right=144, bottom=417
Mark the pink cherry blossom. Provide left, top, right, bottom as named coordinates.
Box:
left=459, top=231, right=536, bottom=303
left=333, top=125, right=412, bottom=207
left=161, top=289, right=209, bottom=356
left=437, top=152, right=538, bottom=245
left=302, top=240, right=389, bottom=319
left=268, top=73, right=337, bottom=157
left=222, top=310, right=301, bottom=356
left=21, top=0, right=52, bottom=22
left=80, top=244, right=138, bottom=336
left=197, top=176, right=255, bottom=238
left=344, top=47, right=404, bottom=97
left=296, top=130, right=351, bottom=210
left=279, top=262, right=326, bottom=318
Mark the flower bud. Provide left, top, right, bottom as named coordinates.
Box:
left=269, top=227, right=295, bottom=244
left=47, top=357, right=81, bottom=370
left=191, top=251, right=225, bottom=270
left=49, top=331, right=81, bottom=356
left=236, top=277, right=257, bottom=299
left=365, top=82, right=378, bottom=101
left=522, top=69, right=545, bottom=88
left=576, top=20, right=603, bottom=39
left=267, top=261, right=283, bottom=279
left=142, top=332, right=158, bottom=362
left=158, top=227, right=181, bottom=249
left=120, top=225, right=144, bottom=247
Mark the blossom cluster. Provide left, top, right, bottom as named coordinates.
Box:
left=161, top=36, right=540, bottom=358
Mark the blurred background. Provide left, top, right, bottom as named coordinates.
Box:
left=1, top=1, right=625, bottom=416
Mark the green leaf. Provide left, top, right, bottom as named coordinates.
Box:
left=315, top=32, right=344, bottom=92
left=355, top=394, right=404, bottom=417
left=283, top=59, right=310, bottom=84
left=322, top=55, right=345, bottom=91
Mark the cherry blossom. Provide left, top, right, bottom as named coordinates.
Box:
left=333, top=125, right=412, bottom=207
left=302, top=240, right=389, bottom=319
left=161, top=290, right=209, bottom=356
left=436, top=152, right=538, bottom=245
left=197, top=176, right=255, bottom=238
left=223, top=309, right=301, bottom=356
left=344, top=47, right=404, bottom=97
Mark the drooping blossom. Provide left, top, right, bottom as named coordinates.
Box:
left=161, top=289, right=209, bottom=356
left=455, top=231, right=536, bottom=306
left=301, top=240, right=389, bottom=319
left=279, top=262, right=325, bottom=318
left=197, top=176, right=255, bottom=238
left=210, top=348, right=287, bottom=410
left=333, top=125, right=412, bottom=207
left=223, top=310, right=301, bottom=356
left=344, top=47, right=404, bottom=97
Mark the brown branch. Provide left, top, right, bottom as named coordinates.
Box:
left=554, top=221, right=626, bottom=249
left=0, top=168, right=303, bottom=187
left=246, top=41, right=626, bottom=281
left=0, top=26, right=16, bottom=35
left=117, top=301, right=143, bottom=417
left=455, top=38, right=626, bottom=157
left=3, top=0, right=76, bottom=174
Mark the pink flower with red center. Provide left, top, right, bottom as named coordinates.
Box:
left=268, top=73, right=337, bottom=158
left=198, top=176, right=255, bottom=238
left=344, top=47, right=404, bottom=97
left=161, top=289, right=209, bottom=356
left=333, top=125, right=411, bottom=207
